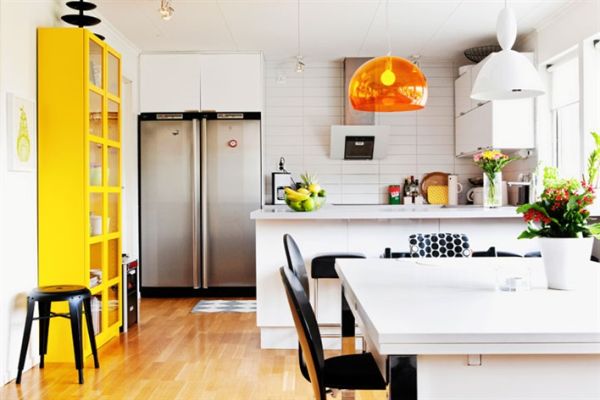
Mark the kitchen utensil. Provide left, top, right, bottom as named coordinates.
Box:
left=448, top=175, right=463, bottom=206
left=421, top=172, right=449, bottom=200
left=468, top=176, right=484, bottom=186
left=467, top=187, right=484, bottom=205
left=427, top=185, right=449, bottom=205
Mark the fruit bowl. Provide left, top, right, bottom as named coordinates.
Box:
left=285, top=192, right=326, bottom=212
left=284, top=172, right=327, bottom=212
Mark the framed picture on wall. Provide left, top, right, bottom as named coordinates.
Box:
left=6, top=93, right=35, bottom=172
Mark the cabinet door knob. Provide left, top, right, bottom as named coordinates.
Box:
left=459, top=112, right=466, bottom=116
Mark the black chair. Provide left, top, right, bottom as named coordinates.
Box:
left=409, top=233, right=472, bottom=258
left=280, top=266, right=386, bottom=399
left=16, top=285, right=99, bottom=384
left=473, top=246, right=522, bottom=257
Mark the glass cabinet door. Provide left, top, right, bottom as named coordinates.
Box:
left=107, top=51, right=120, bottom=96
left=89, top=91, right=103, bottom=138
left=88, top=39, right=103, bottom=88
left=107, top=100, right=120, bottom=142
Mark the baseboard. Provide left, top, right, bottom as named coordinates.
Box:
left=140, top=286, right=256, bottom=298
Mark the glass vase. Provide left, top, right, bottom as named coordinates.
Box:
left=483, top=172, right=502, bottom=208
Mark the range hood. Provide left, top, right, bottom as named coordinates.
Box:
left=330, top=57, right=390, bottom=160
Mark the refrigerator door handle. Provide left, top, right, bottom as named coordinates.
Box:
left=192, top=119, right=201, bottom=289
left=201, top=118, right=209, bottom=289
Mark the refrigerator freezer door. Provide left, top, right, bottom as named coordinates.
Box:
left=206, top=120, right=261, bottom=286
left=140, top=120, right=198, bottom=287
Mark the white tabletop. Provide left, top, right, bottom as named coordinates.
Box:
left=336, top=258, right=600, bottom=355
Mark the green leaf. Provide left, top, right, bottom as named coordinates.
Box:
left=588, top=223, right=600, bottom=239
left=518, top=229, right=540, bottom=239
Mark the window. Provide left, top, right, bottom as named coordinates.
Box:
left=549, top=56, right=581, bottom=177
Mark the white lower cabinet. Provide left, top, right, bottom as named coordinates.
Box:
left=455, top=98, right=534, bottom=157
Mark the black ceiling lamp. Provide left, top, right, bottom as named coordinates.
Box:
left=61, top=0, right=105, bottom=40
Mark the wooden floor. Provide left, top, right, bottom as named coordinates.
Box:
left=1, top=298, right=386, bottom=400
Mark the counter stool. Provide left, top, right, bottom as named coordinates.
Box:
left=311, top=253, right=365, bottom=338
left=16, top=285, right=99, bottom=385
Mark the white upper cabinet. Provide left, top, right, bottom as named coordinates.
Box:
left=140, top=54, right=202, bottom=113
left=454, top=54, right=534, bottom=157
left=200, top=54, right=263, bottom=112
left=140, top=53, right=263, bottom=113
left=455, top=100, right=534, bottom=157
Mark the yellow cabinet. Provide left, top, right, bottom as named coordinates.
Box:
left=38, top=28, right=122, bottom=361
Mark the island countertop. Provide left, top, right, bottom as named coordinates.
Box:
left=250, top=204, right=524, bottom=220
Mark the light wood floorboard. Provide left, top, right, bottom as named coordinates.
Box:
left=1, top=298, right=387, bottom=400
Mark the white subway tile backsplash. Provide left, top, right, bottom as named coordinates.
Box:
left=342, top=174, right=380, bottom=184
left=417, top=135, right=454, bottom=145
left=342, top=184, right=380, bottom=194
left=417, top=145, right=455, bottom=155
left=263, top=60, right=471, bottom=205
left=342, top=164, right=379, bottom=174
left=341, top=193, right=380, bottom=204
left=416, top=125, right=454, bottom=136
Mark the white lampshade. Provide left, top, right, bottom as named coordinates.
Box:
left=471, top=5, right=545, bottom=101
left=471, top=49, right=545, bottom=100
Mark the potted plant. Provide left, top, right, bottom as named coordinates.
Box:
left=517, top=167, right=600, bottom=289
left=585, top=131, right=600, bottom=188
left=473, top=150, right=517, bottom=208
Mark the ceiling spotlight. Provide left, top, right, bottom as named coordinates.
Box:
left=159, top=0, right=174, bottom=20
left=296, top=56, right=305, bottom=73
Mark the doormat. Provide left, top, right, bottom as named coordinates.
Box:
left=191, top=299, right=256, bottom=313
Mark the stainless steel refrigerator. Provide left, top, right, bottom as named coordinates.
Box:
left=139, top=112, right=261, bottom=291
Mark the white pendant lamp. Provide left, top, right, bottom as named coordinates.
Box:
left=471, top=5, right=545, bottom=100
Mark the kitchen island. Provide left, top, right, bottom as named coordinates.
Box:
left=251, top=204, right=542, bottom=349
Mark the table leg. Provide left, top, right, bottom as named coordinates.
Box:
left=341, top=286, right=355, bottom=338
left=341, top=286, right=356, bottom=356
left=388, top=355, right=417, bottom=400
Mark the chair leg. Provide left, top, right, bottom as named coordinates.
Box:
left=83, top=297, right=99, bottom=368
left=16, top=297, right=36, bottom=384
left=38, top=301, right=51, bottom=369
left=68, top=297, right=84, bottom=384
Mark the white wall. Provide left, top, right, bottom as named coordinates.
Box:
left=264, top=59, right=483, bottom=205
left=535, top=0, right=600, bottom=65
left=0, top=1, right=140, bottom=385
left=0, top=0, right=60, bottom=385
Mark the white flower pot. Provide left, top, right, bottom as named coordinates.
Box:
left=539, top=237, right=594, bottom=290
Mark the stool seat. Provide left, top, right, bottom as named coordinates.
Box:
left=32, top=285, right=90, bottom=300
left=311, top=253, right=365, bottom=279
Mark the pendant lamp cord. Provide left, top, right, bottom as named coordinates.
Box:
left=297, top=0, right=301, bottom=57
left=385, top=0, right=391, bottom=56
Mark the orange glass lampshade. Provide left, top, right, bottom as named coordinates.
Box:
left=349, top=56, right=428, bottom=112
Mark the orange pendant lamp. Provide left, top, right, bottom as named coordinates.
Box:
left=349, top=55, right=428, bottom=112
left=348, top=0, right=428, bottom=112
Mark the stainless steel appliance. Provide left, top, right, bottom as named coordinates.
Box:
left=139, top=112, right=261, bottom=291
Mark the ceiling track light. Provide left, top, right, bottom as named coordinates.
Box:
left=159, top=0, right=174, bottom=21
left=296, top=56, right=305, bottom=73
left=295, top=0, right=304, bottom=73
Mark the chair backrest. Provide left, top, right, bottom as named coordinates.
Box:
left=283, top=234, right=309, bottom=294
left=408, top=233, right=472, bottom=258
left=280, top=266, right=326, bottom=400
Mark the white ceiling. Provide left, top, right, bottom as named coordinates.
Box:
left=95, top=0, right=574, bottom=61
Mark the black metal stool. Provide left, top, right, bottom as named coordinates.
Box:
left=311, top=253, right=365, bottom=338
left=16, top=285, right=99, bottom=384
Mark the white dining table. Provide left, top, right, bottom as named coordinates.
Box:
left=335, top=257, right=600, bottom=400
